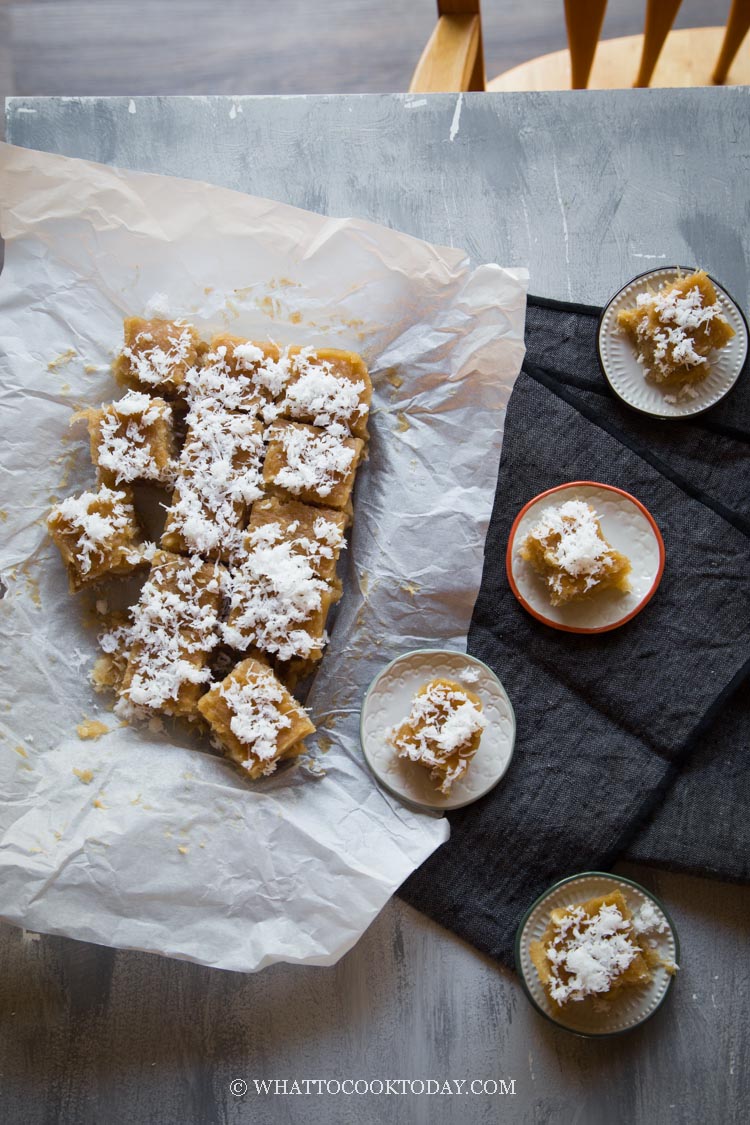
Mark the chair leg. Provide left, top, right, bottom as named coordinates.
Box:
left=713, top=0, right=750, bottom=84
left=634, top=0, right=683, bottom=87
left=564, top=0, right=608, bottom=89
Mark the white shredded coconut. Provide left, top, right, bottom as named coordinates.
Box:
left=525, top=500, right=613, bottom=587
left=165, top=404, right=264, bottom=558
left=220, top=672, right=293, bottom=770
left=94, top=391, right=175, bottom=484
left=115, top=554, right=221, bottom=711
left=267, top=421, right=357, bottom=498
left=187, top=343, right=292, bottom=412
left=632, top=900, right=669, bottom=936
left=123, top=322, right=195, bottom=389
left=543, top=903, right=640, bottom=1004
left=223, top=519, right=339, bottom=660
left=633, top=283, right=722, bottom=381
left=279, top=348, right=367, bottom=428
left=389, top=680, right=486, bottom=792
left=52, top=486, right=138, bottom=575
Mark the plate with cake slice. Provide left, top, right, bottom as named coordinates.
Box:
left=598, top=266, right=748, bottom=418
left=506, top=481, right=665, bottom=634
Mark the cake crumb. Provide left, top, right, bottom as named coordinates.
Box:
left=76, top=719, right=110, bottom=741
left=48, top=349, right=76, bottom=371
left=178, top=845, right=189, bottom=855
left=395, top=411, right=410, bottom=432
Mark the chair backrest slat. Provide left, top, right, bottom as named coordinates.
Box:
left=564, top=0, right=608, bottom=89
left=635, top=0, right=684, bottom=87
left=437, top=0, right=481, bottom=15
left=713, top=0, right=750, bottom=84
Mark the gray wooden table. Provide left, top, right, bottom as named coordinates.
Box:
left=3, top=91, right=749, bottom=1125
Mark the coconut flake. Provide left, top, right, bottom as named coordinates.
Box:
left=388, top=681, right=486, bottom=792
left=220, top=672, right=293, bottom=769
left=279, top=348, right=366, bottom=428
left=165, top=404, right=264, bottom=558
left=267, top=422, right=356, bottom=498
left=223, top=519, right=342, bottom=660
left=544, top=903, right=640, bottom=1004
left=524, top=500, right=613, bottom=583
left=116, top=555, right=221, bottom=711
left=95, top=391, right=175, bottom=484
left=123, top=323, right=195, bottom=389
left=52, top=487, right=138, bottom=575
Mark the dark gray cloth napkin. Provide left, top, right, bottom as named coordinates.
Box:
left=399, top=295, right=750, bottom=969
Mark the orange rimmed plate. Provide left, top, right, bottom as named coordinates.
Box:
left=506, top=481, right=665, bottom=634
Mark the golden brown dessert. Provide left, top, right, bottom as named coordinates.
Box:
left=388, top=677, right=486, bottom=795
left=246, top=496, right=348, bottom=582
left=198, top=656, right=315, bottom=778
left=278, top=347, right=372, bottom=439
left=161, top=404, right=265, bottom=561
left=47, top=485, right=150, bottom=592
left=114, top=317, right=202, bottom=397
left=186, top=335, right=284, bottom=414
left=262, top=420, right=364, bottom=510
left=52, top=314, right=371, bottom=782
left=82, top=390, right=175, bottom=487
left=520, top=500, right=631, bottom=607
left=116, top=551, right=223, bottom=719
left=530, top=891, right=659, bottom=1007
left=223, top=501, right=346, bottom=664
left=91, top=609, right=133, bottom=694
left=617, top=270, right=734, bottom=393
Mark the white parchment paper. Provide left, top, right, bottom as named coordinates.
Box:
left=0, top=142, right=527, bottom=971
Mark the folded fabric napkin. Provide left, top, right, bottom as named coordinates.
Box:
left=399, top=295, right=750, bottom=968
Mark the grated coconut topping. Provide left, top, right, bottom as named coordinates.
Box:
left=279, top=348, right=367, bottom=428
left=635, top=284, right=722, bottom=380
left=95, top=391, right=175, bottom=484
left=123, top=323, right=195, bottom=388
left=525, top=500, right=613, bottom=591
left=167, top=404, right=265, bottom=557
left=223, top=520, right=340, bottom=660
left=114, top=555, right=221, bottom=711
left=52, top=487, right=142, bottom=575
left=390, top=681, right=487, bottom=767
left=186, top=343, right=292, bottom=412
left=267, top=422, right=356, bottom=498
left=543, top=902, right=639, bottom=1004
left=220, top=672, right=293, bottom=771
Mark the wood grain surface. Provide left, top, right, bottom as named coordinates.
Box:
left=3, top=90, right=750, bottom=1125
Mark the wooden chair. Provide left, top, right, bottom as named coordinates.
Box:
left=410, top=0, right=750, bottom=93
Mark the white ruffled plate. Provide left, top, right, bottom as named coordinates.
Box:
left=507, top=481, right=665, bottom=634
left=359, top=649, right=516, bottom=811
left=516, top=871, right=680, bottom=1037
left=598, top=266, right=748, bottom=419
